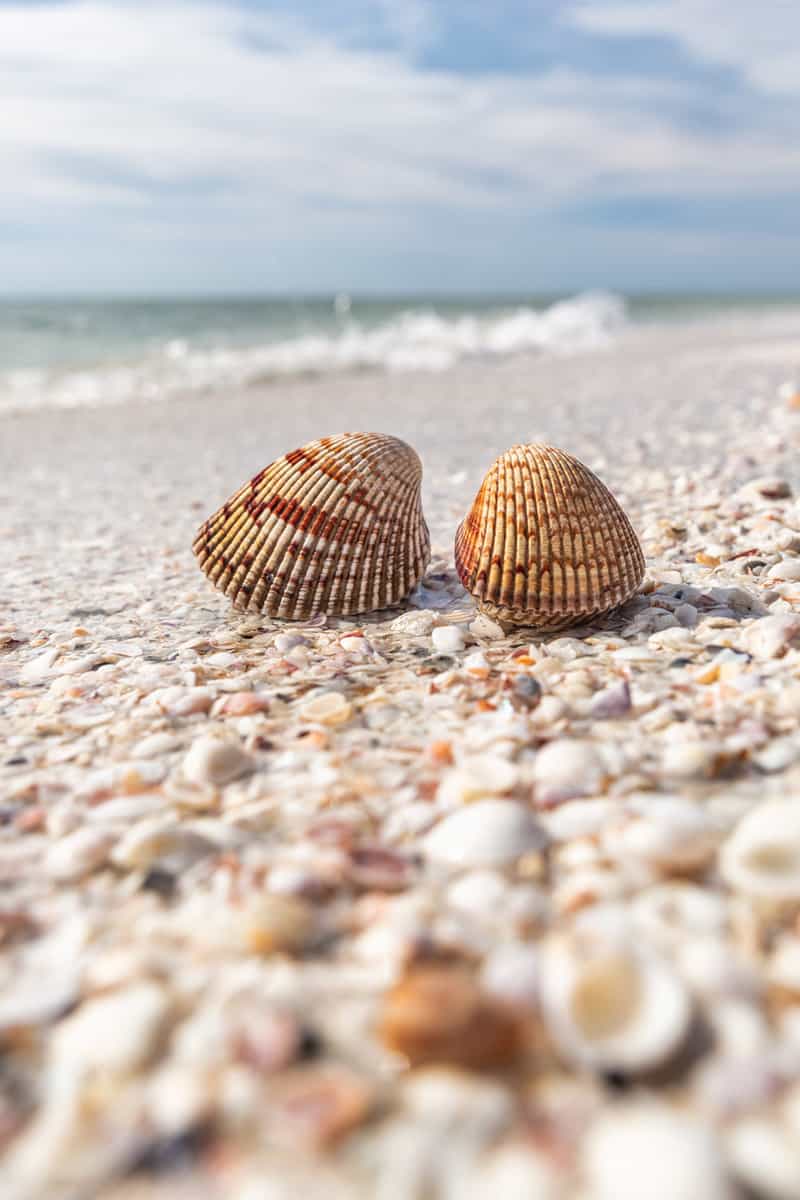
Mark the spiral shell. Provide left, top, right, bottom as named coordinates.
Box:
left=455, top=443, right=644, bottom=629
left=193, top=432, right=430, bottom=618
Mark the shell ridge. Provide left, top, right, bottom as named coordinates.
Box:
left=266, top=469, right=346, bottom=616
left=500, top=450, right=516, bottom=611
left=554, top=449, right=598, bottom=616
left=587, top=469, right=633, bottom=609
left=526, top=445, right=548, bottom=615
left=541, top=447, right=573, bottom=616
left=395, top=465, right=424, bottom=602
left=511, top=449, right=528, bottom=613
left=247, top=462, right=346, bottom=614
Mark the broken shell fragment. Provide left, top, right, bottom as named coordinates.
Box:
left=540, top=932, right=692, bottom=1074
left=194, top=432, right=430, bottom=618
left=454, top=443, right=644, bottom=629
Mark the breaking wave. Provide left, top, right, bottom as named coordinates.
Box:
left=0, top=291, right=627, bottom=412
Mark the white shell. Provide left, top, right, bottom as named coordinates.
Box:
left=584, top=1104, right=732, bottom=1200
left=540, top=931, right=692, bottom=1074
left=423, top=800, right=547, bottom=868
left=719, top=802, right=800, bottom=902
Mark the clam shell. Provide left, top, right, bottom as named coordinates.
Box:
left=193, top=433, right=430, bottom=618
left=455, top=443, right=644, bottom=629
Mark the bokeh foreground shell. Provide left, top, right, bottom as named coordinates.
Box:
left=455, top=443, right=644, bottom=629
left=194, top=432, right=430, bottom=618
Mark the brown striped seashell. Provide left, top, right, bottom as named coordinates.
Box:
left=455, top=443, right=644, bottom=630
left=193, top=432, right=430, bottom=619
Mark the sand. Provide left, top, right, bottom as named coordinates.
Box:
left=2, top=312, right=800, bottom=1198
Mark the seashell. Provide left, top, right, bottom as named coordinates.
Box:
left=719, top=802, right=800, bottom=902
left=584, top=1103, right=731, bottom=1200
left=378, top=965, right=524, bottom=1069
left=423, top=799, right=546, bottom=868
left=194, top=432, right=430, bottom=618
left=540, top=931, right=692, bottom=1074
left=455, top=443, right=644, bottom=629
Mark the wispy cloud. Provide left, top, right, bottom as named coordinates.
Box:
left=568, top=1, right=800, bottom=95
left=0, top=0, right=799, bottom=291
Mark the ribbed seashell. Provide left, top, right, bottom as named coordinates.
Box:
left=455, top=443, right=644, bottom=629
left=193, top=433, right=430, bottom=618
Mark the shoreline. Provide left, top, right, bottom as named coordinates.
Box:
left=3, top=314, right=800, bottom=1196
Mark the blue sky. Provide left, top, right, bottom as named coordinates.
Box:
left=1, top=0, right=799, bottom=294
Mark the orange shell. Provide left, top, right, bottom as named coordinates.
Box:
left=194, top=432, right=430, bottom=619
left=455, top=443, right=644, bottom=630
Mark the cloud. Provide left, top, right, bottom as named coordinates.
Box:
left=0, top=0, right=799, bottom=291
left=568, top=1, right=800, bottom=96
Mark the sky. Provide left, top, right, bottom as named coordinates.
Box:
left=2, top=0, right=800, bottom=295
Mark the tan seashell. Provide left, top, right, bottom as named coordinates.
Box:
left=193, top=432, right=430, bottom=618
left=455, top=443, right=644, bottom=629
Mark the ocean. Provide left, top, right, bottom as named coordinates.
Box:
left=1, top=292, right=799, bottom=413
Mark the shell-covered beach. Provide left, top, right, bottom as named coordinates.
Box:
left=4, top=309, right=800, bottom=1198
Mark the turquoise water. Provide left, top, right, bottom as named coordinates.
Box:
left=1, top=292, right=798, bottom=411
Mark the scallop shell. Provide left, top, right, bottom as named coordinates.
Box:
left=455, top=443, right=644, bottom=629
left=193, top=433, right=430, bottom=618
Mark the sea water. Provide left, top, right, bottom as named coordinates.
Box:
left=1, top=292, right=798, bottom=413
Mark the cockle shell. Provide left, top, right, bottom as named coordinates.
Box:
left=454, top=443, right=644, bottom=629
left=193, top=432, right=430, bottom=618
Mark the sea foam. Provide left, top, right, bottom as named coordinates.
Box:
left=0, top=291, right=626, bottom=412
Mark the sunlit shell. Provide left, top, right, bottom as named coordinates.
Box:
left=193, top=432, right=430, bottom=618
left=540, top=931, right=692, bottom=1074
left=455, top=443, right=644, bottom=629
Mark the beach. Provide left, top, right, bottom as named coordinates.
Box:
left=4, top=306, right=800, bottom=1198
